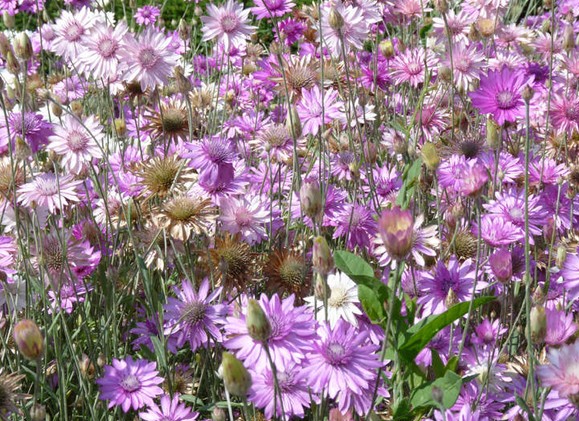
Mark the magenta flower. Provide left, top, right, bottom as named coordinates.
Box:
left=96, top=356, right=164, bottom=413
left=544, top=306, right=577, bottom=346
left=18, top=173, right=82, bottom=214
left=224, top=294, right=316, bottom=371
left=139, top=394, right=198, bottom=421
left=330, top=203, right=377, bottom=251
left=0, top=112, right=53, bottom=154
left=302, top=319, right=384, bottom=416
left=219, top=195, right=271, bottom=245
left=476, top=214, right=524, bottom=247
left=537, top=341, right=579, bottom=401
left=484, top=188, right=545, bottom=237
left=249, top=362, right=311, bottom=419
left=251, top=0, right=294, bottom=19
left=561, top=252, right=579, bottom=301
left=164, top=279, right=227, bottom=352
left=297, top=85, right=344, bottom=136
left=469, top=66, right=530, bottom=125
left=135, top=5, right=161, bottom=26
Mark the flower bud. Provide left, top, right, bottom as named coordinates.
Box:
left=13, top=33, right=33, bottom=61
left=299, top=180, right=323, bottom=222
left=312, top=236, right=334, bottom=276
left=563, top=24, right=575, bottom=53
left=0, top=33, right=10, bottom=58
left=379, top=39, right=395, bottom=58
left=114, top=118, right=127, bottom=137
left=522, top=85, right=534, bottom=103
left=30, top=403, right=46, bottom=421
left=314, top=272, right=328, bottom=300
left=476, top=18, right=495, bottom=38
left=434, top=0, right=448, bottom=13
left=486, top=117, right=500, bottom=149
left=421, top=142, right=440, bottom=171
left=246, top=299, right=271, bottom=343
left=221, top=352, right=252, bottom=397
left=328, top=7, right=344, bottom=31
left=438, top=65, right=452, bottom=83
left=5, top=50, right=20, bottom=75
left=378, top=206, right=414, bottom=261
left=556, top=245, right=567, bottom=269
left=212, top=407, right=226, bottom=421
left=70, top=100, right=83, bottom=117
left=286, top=105, right=302, bottom=139
left=3, top=11, right=15, bottom=29
left=445, top=288, right=458, bottom=308
left=14, top=319, right=44, bottom=360
left=178, top=19, right=191, bottom=41
left=530, top=305, right=546, bottom=344
left=489, top=248, right=512, bottom=283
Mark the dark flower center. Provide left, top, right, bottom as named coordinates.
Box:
left=496, top=91, right=516, bottom=109
left=182, top=301, right=207, bottom=325
left=326, top=341, right=347, bottom=365
left=68, top=130, right=90, bottom=152
left=120, top=374, right=140, bottom=392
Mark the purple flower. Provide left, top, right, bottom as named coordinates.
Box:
left=96, top=356, right=164, bottom=413
left=139, top=394, right=198, bottom=421
left=469, top=66, right=531, bottom=125
left=537, top=341, right=579, bottom=400
left=561, top=252, right=579, bottom=301
left=302, top=319, right=384, bottom=416
left=488, top=248, right=513, bottom=283
left=484, top=188, right=546, bottom=237
left=297, top=86, right=344, bottom=136
left=419, top=257, right=479, bottom=315
left=251, top=0, right=294, bottom=19
left=164, top=279, right=227, bottom=352
left=249, top=362, right=311, bottom=419
left=544, top=305, right=577, bottom=346
left=476, top=214, right=524, bottom=247
left=330, top=203, right=377, bottom=251
left=224, top=294, right=316, bottom=371
left=135, top=5, right=160, bottom=26
left=1, top=112, right=53, bottom=154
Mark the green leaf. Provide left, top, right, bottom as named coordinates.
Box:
left=334, top=250, right=375, bottom=280
left=445, top=356, right=459, bottom=373
left=431, top=350, right=446, bottom=378
left=420, top=23, right=433, bottom=40
left=399, top=296, right=495, bottom=362
left=515, top=396, right=537, bottom=421
left=358, top=284, right=386, bottom=324
left=396, top=158, right=423, bottom=209
left=410, top=370, right=462, bottom=409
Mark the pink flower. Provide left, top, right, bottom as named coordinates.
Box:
left=18, top=173, right=82, bottom=214
left=135, top=5, right=161, bottom=26
left=50, top=7, right=98, bottom=60
left=77, top=22, right=128, bottom=80
left=537, top=341, right=579, bottom=401
left=97, top=356, right=164, bottom=413
left=47, top=114, right=103, bottom=174
left=139, top=394, right=198, bottom=421
left=297, top=85, right=344, bottom=136
left=251, top=0, right=294, bottom=20
left=390, top=47, right=438, bottom=87
left=320, top=1, right=369, bottom=57
left=120, top=28, right=179, bottom=91
left=219, top=195, right=271, bottom=245
left=201, top=0, right=255, bottom=51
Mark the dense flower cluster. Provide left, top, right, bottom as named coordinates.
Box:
left=0, top=0, right=579, bottom=419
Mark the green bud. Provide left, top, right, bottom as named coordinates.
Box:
left=421, top=142, right=440, bottom=171
left=246, top=299, right=271, bottom=343
left=530, top=306, right=546, bottom=344
left=13, top=319, right=44, bottom=360
left=221, top=352, right=252, bottom=397
left=312, top=236, right=334, bottom=276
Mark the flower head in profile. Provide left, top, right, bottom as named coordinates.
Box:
left=224, top=294, right=316, bottom=371
left=164, top=279, right=228, bottom=352
left=96, top=356, right=164, bottom=413
left=201, top=0, right=255, bottom=51
left=377, top=206, right=414, bottom=261
left=305, top=271, right=362, bottom=327
left=139, top=394, right=198, bottom=421
left=537, top=340, right=579, bottom=403
left=251, top=0, right=294, bottom=20
left=469, top=66, right=531, bottom=125
left=120, top=28, right=180, bottom=91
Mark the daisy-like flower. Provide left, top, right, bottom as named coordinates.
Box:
left=201, top=0, right=255, bottom=51
left=154, top=195, right=217, bottom=241
left=418, top=257, right=478, bottom=315
left=50, top=7, right=98, bottom=60
left=296, top=85, right=344, bottom=136
left=303, top=319, right=384, bottom=416
left=304, top=271, right=362, bottom=327
left=47, top=280, right=91, bottom=314
left=134, top=5, right=161, bottom=26
left=224, top=294, right=316, bottom=371
left=139, top=394, right=198, bottom=421
left=18, top=173, right=82, bottom=214
left=164, top=279, right=227, bottom=352
left=445, top=42, right=486, bottom=92
left=96, top=356, right=164, bottom=413
left=120, top=28, right=180, bottom=91
left=476, top=214, right=524, bottom=247
left=550, top=93, right=579, bottom=136
left=320, top=1, right=368, bottom=57
left=390, top=47, right=438, bottom=88
left=251, top=0, right=294, bottom=20
left=77, top=22, right=128, bottom=80
left=219, top=195, right=271, bottom=245
left=537, top=341, right=579, bottom=402
left=561, top=252, right=579, bottom=301
left=483, top=188, right=546, bottom=237
left=544, top=306, right=578, bottom=346
left=0, top=112, right=53, bottom=155
left=469, top=66, right=531, bottom=126
left=47, top=114, right=103, bottom=174
left=249, top=362, right=311, bottom=419
left=330, top=203, right=377, bottom=251
left=373, top=214, right=439, bottom=269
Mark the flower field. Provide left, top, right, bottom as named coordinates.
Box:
left=0, top=0, right=579, bottom=419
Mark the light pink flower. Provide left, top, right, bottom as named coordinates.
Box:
left=537, top=341, right=579, bottom=400
left=296, top=85, right=344, bottom=136
left=77, top=22, right=128, bottom=80
left=18, top=173, right=82, bottom=214
left=201, top=0, right=255, bottom=51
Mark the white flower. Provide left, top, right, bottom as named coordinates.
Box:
left=305, top=271, right=362, bottom=327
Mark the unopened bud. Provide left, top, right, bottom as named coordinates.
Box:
left=3, top=11, right=15, bottom=29
left=522, top=85, right=534, bottom=102
left=0, top=33, right=10, bottom=57
left=246, top=299, right=271, bottom=343
left=13, top=319, right=44, bottom=360
left=312, top=236, right=334, bottom=276
left=489, top=248, right=512, bottom=283
left=242, top=62, right=257, bottom=75
left=434, top=0, right=448, bottom=13
left=438, top=65, right=452, bottom=83
left=221, top=352, right=252, bottom=397
left=286, top=105, right=302, bottom=139
left=563, top=24, right=575, bottom=53
left=79, top=353, right=96, bottom=379
left=556, top=245, right=567, bottom=269
left=328, top=7, right=344, bottom=31
left=299, top=180, right=323, bottom=222
left=421, top=142, right=440, bottom=171
left=178, top=19, right=191, bottom=41
left=530, top=306, right=546, bottom=344
left=378, top=206, right=414, bottom=261
left=6, top=50, right=20, bottom=75
left=30, top=403, right=46, bottom=421
left=314, top=272, right=328, bottom=300
left=13, top=33, right=33, bottom=61
left=379, top=39, right=395, bottom=58
left=70, top=100, right=83, bottom=117
left=50, top=101, right=63, bottom=118
left=212, top=407, right=226, bottom=421
left=477, top=18, right=496, bottom=38
left=114, top=118, right=127, bottom=137
left=445, top=288, right=458, bottom=308
left=486, top=117, right=500, bottom=149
